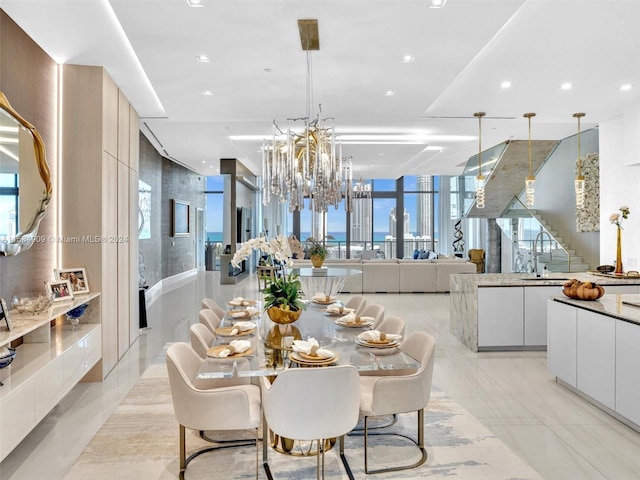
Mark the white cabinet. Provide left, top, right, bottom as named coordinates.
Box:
left=547, top=300, right=577, bottom=386
left=576, top=310, right=616, bottom=409
left=525, top=286, right=560, bottom=346
left=616, top=320, right=640, bottom=425
left=478, top=287, right=524, bottom=347
left=0, top=294, right=101, bottom=462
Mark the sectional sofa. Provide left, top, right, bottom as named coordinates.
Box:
left=290, top=257, right=475, bottom=293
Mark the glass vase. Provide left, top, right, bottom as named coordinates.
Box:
left=615, top=227, right=624, bottom=275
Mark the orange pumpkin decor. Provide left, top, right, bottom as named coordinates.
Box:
left=562, top=279, right=605, bottom=300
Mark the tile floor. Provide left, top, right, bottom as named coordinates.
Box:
left=2, top=270, right=640, bottom=479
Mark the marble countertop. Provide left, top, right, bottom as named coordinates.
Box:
left=452, top=272, right=640, bottom=287
left=553, top=294, right=640, bottom=326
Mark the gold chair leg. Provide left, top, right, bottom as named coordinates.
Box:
left=180, top=424, right=186, bottom=472
left=363, top=410, right=428, bottom=475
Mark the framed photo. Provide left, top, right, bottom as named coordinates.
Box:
left=0, top=297, right=11, bottom=331
left=55, top=267, right=90, bottom=294
left=172, top=199, right=190, bottom=237
left=46, top=280, right=74, bottom=302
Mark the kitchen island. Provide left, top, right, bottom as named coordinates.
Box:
left=450, top=272, right=640, bottom=352
left=548, top=294, right=640, bottom=432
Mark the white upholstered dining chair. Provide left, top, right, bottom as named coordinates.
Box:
left=189, top=323, right=215, bottom=359
left=358, top=331, right=436, bottom=474
left=202, top=297, right=226, bottom=320
left=165, top=342, right=261, bottom=479
left=344, top=295, right=367, bottom=316
left=375, top=315, right=406, bottom=338
left=260, top=365, right=361, bottom=480
left=198, top=308, right=222, bottom=334
left=360, top=303, right=385, bottom=329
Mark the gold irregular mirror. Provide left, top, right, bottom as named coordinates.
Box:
left=0, top=91, right=52, bottom=256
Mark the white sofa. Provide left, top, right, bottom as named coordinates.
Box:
left=289, top=257, right=475, bottom=294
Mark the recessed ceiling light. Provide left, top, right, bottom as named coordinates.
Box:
left=500, top=81, right=511, bottom=89
left=202, top=160, right=206, bottom=164
left=561, top=82, right=573, bottom=90
left=427, top=0, right=447, bottom=7
left=384, top=91, right=396, bottom=96
left=186, top=0, right=204, bottom=7
left=401, top=55, right=415, bottom=63
left=620, top=83, right=633, bottom=91
left=424, top=146, right=443, bottom=151
left=195, top=55, right=210, bottom=63
left=202, top=90, right=213, bottom=96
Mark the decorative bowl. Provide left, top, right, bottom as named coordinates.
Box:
left=0, top=347, right=16, bottom=369
left=266, top=306, right=303, bottom=325
left=11, top=293, right=54, bottom=314
left=67, top=303, right=89, bottom=318
left=596, top=265, right=615, bottom=273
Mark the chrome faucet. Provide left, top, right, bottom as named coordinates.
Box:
left=533, top=231, right=553, bottom=276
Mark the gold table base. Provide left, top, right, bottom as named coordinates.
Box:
left=270, top=430, right=336, bottom=456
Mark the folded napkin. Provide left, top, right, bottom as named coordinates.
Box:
left=215, top=339, right=252, bottom=358
left=326, top=304, right=354, bottom=315
left=230, top=307, right=259, bottom=318
left=357, top=330, right=402, bottom=342
left=229, top=296, right=252, bottom=306
left=292, top=338, right=333, bottom=358
left=312, top=292, right=334, bottom=302
left=228, top=321, right=256, bottom=335
left=339, top=311, right=359, bottom=323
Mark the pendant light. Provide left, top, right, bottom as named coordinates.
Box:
left=524, top=113, right=536, bottom=208
left=573, top=112, right=586, bottom=209
left=474, top=112, right=486, bottom=209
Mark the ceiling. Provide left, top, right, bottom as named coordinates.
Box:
left=2, top=0, right=639, bottom=179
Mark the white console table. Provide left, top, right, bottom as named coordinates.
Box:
left=0, top=293, right=101, bottom=461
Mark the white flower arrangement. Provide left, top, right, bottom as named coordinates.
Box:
left=231, top=235, right=294, bottom=268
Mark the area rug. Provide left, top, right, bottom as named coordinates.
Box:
left=64, top=347, right=543, bottom=480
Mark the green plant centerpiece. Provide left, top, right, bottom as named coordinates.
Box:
left=306, top=237, right=327, bottom=268
left=231, top=234, right=305, bottom=324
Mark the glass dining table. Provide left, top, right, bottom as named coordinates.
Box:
left=196, top=299, right=420, bottom=381
left=289, top=267, right=362, bottom=300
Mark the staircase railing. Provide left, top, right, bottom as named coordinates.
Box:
left=496, top=196, right=574, bottom=273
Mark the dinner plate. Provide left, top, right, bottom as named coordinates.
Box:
left=214, top=326, right=255, bottom=337
left=207, top=345, right=254, bottom=358
left=290, top=351, right=339, bottom=366
left=335, top=317, right=374, bottom=328
left=355, top=338, right=399, bottom=349
left=311, top=296, right=337, bottom=305
left=324, top=308, right=355, bottom=317
left=226, top=310, right=258, bottom=319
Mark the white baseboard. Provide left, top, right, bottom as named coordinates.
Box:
left=145, top=269, right=198, bottom=308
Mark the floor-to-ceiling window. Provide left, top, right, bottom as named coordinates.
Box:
left=403, top=175, right=439, bottom=255
left=285, top=175, right=441, bottom=259
left=205, top=175, right=224, bottom=269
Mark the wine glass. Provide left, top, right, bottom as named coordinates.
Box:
left=66, top=303, right=89, bottom=331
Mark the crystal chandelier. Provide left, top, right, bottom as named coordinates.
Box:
left=524, top=112, right=536, bottom=208
left=262, top=19, right=352, bottom=213
left=474, top=112, right=486, bottom=209
left=573, top=112, right=586, bottom=209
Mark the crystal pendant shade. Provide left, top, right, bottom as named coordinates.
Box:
left=524, top=112, right=536, bottom=209
left=525, top=177, right=536, bottom=208
left=573, top=112, right=586, bottom=209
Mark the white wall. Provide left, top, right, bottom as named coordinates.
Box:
left=600, top=103, right=640, bottom=271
